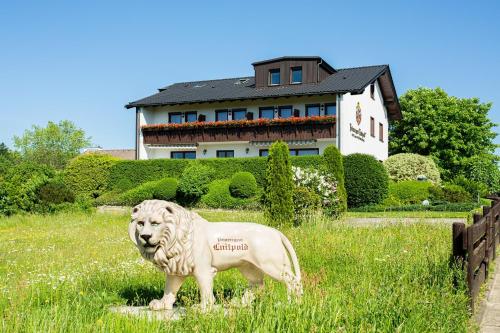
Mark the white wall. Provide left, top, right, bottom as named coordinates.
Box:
left=338, top=81, right=389, bottom=160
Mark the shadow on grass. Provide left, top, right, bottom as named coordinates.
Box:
left=119, top=283, right=243, bottom=307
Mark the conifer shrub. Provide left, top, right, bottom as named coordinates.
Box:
left=229, top=172, right=258, bottom=198
left=264, top=141, right=294, bottom=227
left=344, top=153, right=389, bottom=208
left=323, top=145, right=347, bottom=213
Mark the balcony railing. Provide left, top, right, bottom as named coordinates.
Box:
left=141, top=116, right=336, bottom=145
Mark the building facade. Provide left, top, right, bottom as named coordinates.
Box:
left=126, top=56, right=401, bottom=161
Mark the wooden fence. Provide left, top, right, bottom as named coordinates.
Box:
left=452, top=197, right=500, bottom=311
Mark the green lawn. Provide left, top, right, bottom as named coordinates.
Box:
left=0, top=211, right=473, bottom=332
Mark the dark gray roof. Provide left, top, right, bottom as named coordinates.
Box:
left=126, top=65, right=389, bottom=109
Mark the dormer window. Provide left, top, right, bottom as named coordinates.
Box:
left=291, top=66, right=302, bottom=84
left=269, top=69, right=280, bottom=85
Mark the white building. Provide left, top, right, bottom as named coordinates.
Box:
left=126, top=56, right=401, bottom=160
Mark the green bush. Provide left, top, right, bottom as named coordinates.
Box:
left=229, top=172, right=258, bottom=198
left=0, top=162, right=55, bottom=215
left=429, top=183, right=472, bottom=203
left=64, top=153, right=118, bottom=199
left=383, top=153, right=441, bottom=184
left=107, top=155, right=325, bottom=190
left=293, top=186, right=321, bottom=226
left=323, top=145, right=347, bottom=213
left=264, top=141, right=294, bottom=227
left=38, top=178, right=75, bottom=204
left=344, top=153, right=389, bottom=208
left=115, top=177, right=178, bottom=206
left=388, top=180, right=433, bottom=205
left=200, top=179, right=260, bottom=209
left=178, top=163, right=215, bottom=202
left=452, top=175, right=488, bottom=203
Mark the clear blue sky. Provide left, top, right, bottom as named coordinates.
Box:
left=0, top=0, right=498, bottom=150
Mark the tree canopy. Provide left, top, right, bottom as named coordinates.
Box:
left=0, top=143, right=8, bottom=157
left=13, top=120, right=91, bottom=169
left=389, top=87, right=497, bottom=180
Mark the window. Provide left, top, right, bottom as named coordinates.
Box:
left=168, top=112, right=183, bottom=124
left=269, top=68, right=280, bottom=85
left=216, top=150, right=234, bottom=158
left=259, top=149, right=269, bottom=157
left=325, top=103, right=336, bottom=116
left=370, top=83, right=375, bottom=100
left=232, top=108, right=247, bottom=121
left=370, top=117, right=375, bottom=137
left=305, top=104, right=320, bottom=117
left=290, top=148, right=319, bottom=156
left=216, top=109, right=229, bottom=122
left=171, top=151, right=196, bottom=159
left=379, top=123, right=384, bottom=142
left=278, top=105, right=293, bottom=118
left=259, top=107, right=275, bottom=119
left=291, top=66, right=302, bottom=84
left=185, top=111, right=197, bottom=123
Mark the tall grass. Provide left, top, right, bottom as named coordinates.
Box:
left=0, top=211, right=472, bottom=332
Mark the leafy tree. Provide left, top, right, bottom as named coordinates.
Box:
left=389, top=88, right=497, bottom=180
left=13, top=120, right=91, bottom=169
left=0, top=143, right=8, bottom=157
left=264, top=141, right=294, bottom=227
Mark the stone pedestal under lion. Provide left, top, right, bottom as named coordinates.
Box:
left=128, top=200, right=302, bottom=311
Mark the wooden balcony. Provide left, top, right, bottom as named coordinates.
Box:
left=142, top=116, right=336, bottom=145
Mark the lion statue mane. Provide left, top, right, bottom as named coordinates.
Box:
left=129, top=200, right=302, bottom=311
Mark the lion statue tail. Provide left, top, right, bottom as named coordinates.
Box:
left=279, top=232, right=301, bottom=283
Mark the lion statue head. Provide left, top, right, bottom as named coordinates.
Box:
left=129, top=200, right=195, bottom=276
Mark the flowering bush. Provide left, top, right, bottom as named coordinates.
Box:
left=292, top=166, right=339, bottom=216
left=142, top=116, right=336, bottom=131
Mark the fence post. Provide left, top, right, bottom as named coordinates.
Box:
left=473, top=213, right=482, bottom=224
left=452, top=222, right=466, bottom=261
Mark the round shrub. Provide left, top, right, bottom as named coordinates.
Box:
left=117, top=177, right=178, bottom=206
left=293, top=186, right=321, bottom=226
left=383, top=153, right=441, bottom=184
left=152, top=177, right=178, bottom=201
left=178, top=163, right=215, bottom=200
left=323, top=145, right=347, bottom=213
left=118, top=182, right=157, bottom=206
left=229, top=172, right=258, bottom=198
left=441, top=184, right=472, bottom=203
left=388, top=180, right=432, bottom=205
left=64, top=153, right=118, bottom=199
left=200, top=179, right=259, bottom=209
left=38, top=179, right=75, bottom=204
left=264, top=141, right=294, bottom=227
left=344, top=153, right=389, bottom=208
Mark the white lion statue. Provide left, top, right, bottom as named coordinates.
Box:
left=128, top=200, right=302, bottom=311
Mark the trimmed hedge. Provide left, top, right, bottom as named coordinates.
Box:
left=64, top=153, right=118, bottom=199
left=117, top=177, right=178, bottom=206
left=106, top=155, right=325, bottom=190
left=229, top=172, right=258, bottom=198
left=350, top=202, right=480, bottom=212
left=388, top=180, right=433, bottom=205
left=344, top=153, right=389, bottom=208
left=200, top=179, right=260, bottom=209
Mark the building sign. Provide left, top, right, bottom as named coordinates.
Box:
left=356, top=102, right=362, bottom=125
left=350, top=102, right=366, bottom=141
